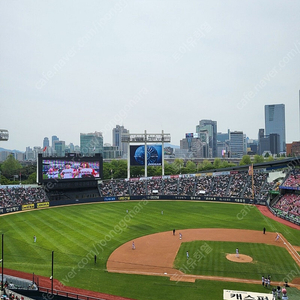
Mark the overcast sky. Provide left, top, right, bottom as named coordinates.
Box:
left=1, top=0, right=300, bottom=151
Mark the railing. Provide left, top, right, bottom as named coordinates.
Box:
left=38, top=287, right=107, bottom=300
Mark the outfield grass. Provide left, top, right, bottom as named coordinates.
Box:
left=174, top=241, right=298, bottom=281
left=1, top=200, right=300, bottom=300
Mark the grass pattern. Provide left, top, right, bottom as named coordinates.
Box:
left=0, top=201, right=300, bottom=300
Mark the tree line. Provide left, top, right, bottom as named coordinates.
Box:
left=0, top=154, right=286, bottom=184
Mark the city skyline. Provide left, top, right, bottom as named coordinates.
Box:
left=1, top=1, right=300, bottom=151
left=0, top=107, right=292, bottom=152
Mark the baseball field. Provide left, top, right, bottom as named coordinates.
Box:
left=1, top=200, right=300, bottom=300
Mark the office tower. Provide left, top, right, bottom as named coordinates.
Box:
left=180, top=134, right=206, bottom=158
left=53, top=140, right=65, bottom=157
left=229, top=131, right=245, bottom=158
left=112, top=125, right=129, bottom=157
left=217, top=130, right=230, bottom=158
left=269, top=133, right=280, bottom=155
left=43, top=137, right=50, bottom=149
left=80, top=131, right=103, bottom=155
left=52, top=135, right=59, bottom=147
left=265, top=104, right=285, bottom=152
left=196, top=119, right=217, bottom=157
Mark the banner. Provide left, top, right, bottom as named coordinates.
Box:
left=37, top=202, right=49, bottom=208
left=248, top=164, right=254, bottom=176
left=223, top=289, right=272, bottom=300
left=22, top=204, right=35, bottom=211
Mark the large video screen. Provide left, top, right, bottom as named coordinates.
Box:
left=38, top=154, right=103, bottom=183
left=130, top=145, right=162, bottom=166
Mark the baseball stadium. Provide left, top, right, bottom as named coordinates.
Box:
left=1, top=154, right=300, bottom=300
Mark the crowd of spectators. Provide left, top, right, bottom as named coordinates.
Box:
left=281, top=169, right=300, bottom=188
left=0, top=170, right=292, bottom=210
left=98, top=171, right=275, bottom=200
left=273, top=194, right=300, bottom=217
left=0, top=186, right=48, bottom=208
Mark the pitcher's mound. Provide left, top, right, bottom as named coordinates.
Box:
left=226, top=254, right=253, bottom=263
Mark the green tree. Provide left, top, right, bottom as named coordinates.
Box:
left=185, top=161, right=196, bottom=173
left=27, top=172, right=37, bottom=184
left=0, top=174, right=11, bottom=185
left=213, top=158, right=222, bottom=169
left=253, top=155, right=264, bottom=164
left=164, top=161, right=174, bottom=175
left=200, top=160, right=213, bottom=171
left=172, top=158, right=184, bottom=174
left=1, top=154, right=22, bottom=179
left=239, top=155, right=252, bottom=166
left=111, top=160, right=127, bottom=179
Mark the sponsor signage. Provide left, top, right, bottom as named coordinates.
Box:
left=37, top=202, right=50, bottom=208
left=118, top=196, right=130, bottom=201
left=22, top=204, right=35, bottom=211
left=103, top=197, right=117, bottom=201
left=6, top=206, right=21, bottom=213
left=223, top=289, right=272, bottom=300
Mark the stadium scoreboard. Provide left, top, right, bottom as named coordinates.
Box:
left=37, top=153, right=103, bottom=186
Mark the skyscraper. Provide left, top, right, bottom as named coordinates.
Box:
left=112, top=125, right=129, bottom=157
left=196, top=120, right=217, bottom=157
left=229, top=131, right=245, bottom=158
left=52, top=135, right=59, bottom=147
left=43, top=137, right=49, bottom=149
left=53, top=140, right=65, bottom=157
left=80, top=131, right=103, bottom=155
left=265, top=104, right=286, bottom=153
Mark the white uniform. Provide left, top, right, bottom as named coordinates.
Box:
left=61, top=168, right=75, bottom=179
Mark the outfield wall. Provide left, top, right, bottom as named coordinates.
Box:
left=0, top=195, right=255, bottom=216
left=5, top=195, right=300, bottom=226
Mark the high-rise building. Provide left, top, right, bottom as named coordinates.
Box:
left=265, top=104, right=286, bottom=152
left=80, top=131, right=103, bottom=155
left=43, top=137, right=50, bottom=148
left=229, top=131, right=245, bottom=158
left=258, top=133, right=280, bottom=156
left=180, top=134, right=206, bottom=158
left=52, top=135, right=59, bottom=147
left=112, top=125, right=129, bottom=157
left=217, top=130, right=230, bottom=157
left=53, top=141, right=65, bottom=157
left=196, top=120, right=217, bottom=157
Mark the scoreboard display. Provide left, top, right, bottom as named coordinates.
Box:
left=37, top=153, right=103, bottom=184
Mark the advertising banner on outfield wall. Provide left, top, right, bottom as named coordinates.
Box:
left=22, top=204, right=35, bottom=211
left=223, top=289, right=272, bottom=300
left=0, top=206, right=22, bottom=215
left=37, top=202, right=49, bottom=208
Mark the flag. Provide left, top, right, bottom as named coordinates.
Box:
left=248, top=164, right=253, bottom=176
left=43, top=146, right=47, bottom=152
